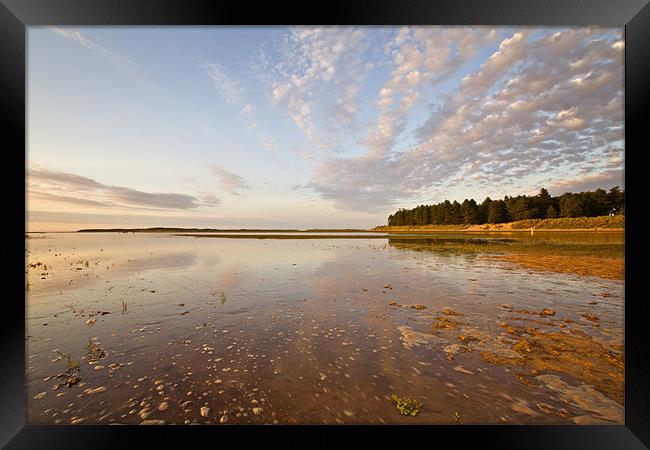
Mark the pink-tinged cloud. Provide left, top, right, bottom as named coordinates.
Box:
left=209, top=164, right=249, bottom=195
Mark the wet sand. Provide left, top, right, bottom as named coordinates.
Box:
left=25, top=232, right=624, bottom=425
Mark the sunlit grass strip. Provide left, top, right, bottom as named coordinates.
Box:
left=174, top=234, right=387, bottom=239
left=510, top=215, right=625, bottom=229
left=374, top=215, right=625, bottom=232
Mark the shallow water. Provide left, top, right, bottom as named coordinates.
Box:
left=25, top=232, right=624, bottom=424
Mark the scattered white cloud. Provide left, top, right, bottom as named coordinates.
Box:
left=256, top=27, right=371, bottom=149
left=259, top=133, right=278, bottom=150
left=543, top=169, right=623, bottom=195
left=304, top=28, right=624, bottom=212
left=359, top=27, right=500, bottom=159
left=51, top=27, right=130, bottom=66
left=202, top=63, right=279, bottom=151
left=240, top=104, right=253, bottom=117
left=203, top=62, right=245, bottom=105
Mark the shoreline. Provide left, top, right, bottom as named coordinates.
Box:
left=27, top=228, right=625, bottom=235
left=174, top=233, right=387, bottom=239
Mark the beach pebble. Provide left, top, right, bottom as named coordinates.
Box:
left=252, top=407, right=263, bottom=415
left=200, top=406, right=210, bottom=417
left=158, top=402, right=169, bottom=411
left=84, top=386, right=107, bottom=395
left=34, top=392, right=47, bottom=400
left=86, top=319, right=96, bottom=325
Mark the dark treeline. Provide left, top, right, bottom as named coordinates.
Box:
left=387, top=187, right=624, bottom=226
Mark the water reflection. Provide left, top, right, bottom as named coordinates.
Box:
left=25, top=233, right=624, bottom=425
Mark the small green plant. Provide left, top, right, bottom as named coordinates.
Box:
left=391, top=394, right=422, bottom=416
left=85, top=339, right=106, bottom=359
left=219, top=291, right=227, bottom=305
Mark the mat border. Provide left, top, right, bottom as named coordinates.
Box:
left=2, top=0, right=648, bottom=448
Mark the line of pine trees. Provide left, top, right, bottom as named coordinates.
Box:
left=387, top=187, right=624, bottom=226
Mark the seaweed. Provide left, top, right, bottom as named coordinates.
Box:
left=391, top=394, right=422, bottom=416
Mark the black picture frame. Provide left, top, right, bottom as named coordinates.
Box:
left=2, top=0, right=648, bottom=448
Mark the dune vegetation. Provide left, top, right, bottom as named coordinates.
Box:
left=374, top=215, right=624, bottom=232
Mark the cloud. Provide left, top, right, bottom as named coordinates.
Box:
left=202, top=64, right=275, bottom=150
left=256, top=27, right=370, bottom=149
left=29, top=168, right=103, bottom=189
left=28, top=167, right=205, bottom=210
left=51, top=27, right=130, bottom=66
left=200, top=193, right=222, bottom=207
left=254, top=26, right=497, bottom=160
left=240, top=104, right=253, bottom=117
left=106, top=187, right=199, bottom=209
left=259, top=133, right=278, bottom=150
left=360, top=27, right=500, bottom=158
left=203, top=63, right=245, bottom=105
left=28, top=191, right=120, bottom=208
left=210, top=164, right=249, bottom=195
left=544, top=168, right=624, bottom=195
left=304, top=28, right=624, bottom=212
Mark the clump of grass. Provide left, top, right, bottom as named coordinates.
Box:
left=52, top=350, right=81, bottom=387
left=55, top=351, right=80, bottom=373
left=85, top=339, right=106, bottom=359
left=121, top=299, right=128, bottom=314
left=391, top=394, right=422, bottom=416
left=219, top=292, right=227, bottom=305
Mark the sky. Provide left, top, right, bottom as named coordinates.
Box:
left=26, top=26, right=624, bottom=231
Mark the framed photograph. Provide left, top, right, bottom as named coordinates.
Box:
left=2, top=0, right=649, bottom=447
